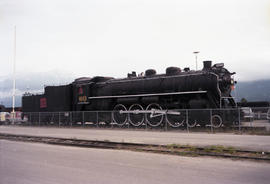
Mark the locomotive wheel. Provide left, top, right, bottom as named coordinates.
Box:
left=128, top=104, right=144, bottom=127
left=146, top=103, right=164, bottom=127
left=187, top=119, right=197, bottom=128
left=166, top=113, right=185, bottom=128
left=211, top=115, right=223, bottom=128
left=233, top=121, right=240, bottom=126
left=112, top=104, right=128, bottom=126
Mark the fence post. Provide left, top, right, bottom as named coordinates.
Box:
left=250, top=110, right=253, bottom=127
left=58, top=112, right=60, bottom=127
left=165, top=113, right=168, bottom=131
left=127, top=112, right=130, bottom=129
left=186, top=109, right=189, bottom=133
left=111, top=111, right=114, bottom=129
left=70, top=112, right=72, bottom=128
left=238, top=108, right=241, bottom=133
left=145, top=114, right=148, bottom=131
left=210, top=109, right=213, bottom=133
left=82, top=111, right=85, bottom=127
left=96, top=112, right=99, bottom=128
left=38, top=112, right=40, bottom=126
left=29, top=113, right=32, bottom=126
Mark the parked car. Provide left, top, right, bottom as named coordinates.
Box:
left=0, top=111, right=26, bottom=124
left=0, top=112, right=10, bottom=124
left=241, top=107, right=254, bottom=121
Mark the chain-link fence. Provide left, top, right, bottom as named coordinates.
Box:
left=6, top=107, right=270, bottom=133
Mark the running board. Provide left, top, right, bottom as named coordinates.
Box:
left=89, top=91, right=207, bottom=100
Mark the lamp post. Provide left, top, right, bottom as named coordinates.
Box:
left=12, top=25, right=16, bottom=124
left=193, top=51, right=199, bottom=70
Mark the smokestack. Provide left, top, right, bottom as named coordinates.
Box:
left=203, top=61, right=212, bottom=70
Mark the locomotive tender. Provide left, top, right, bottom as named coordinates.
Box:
left=22, top=61, right=237, bottom=127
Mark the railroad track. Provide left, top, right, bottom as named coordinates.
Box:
left=1, top=133, right=269, bottom=162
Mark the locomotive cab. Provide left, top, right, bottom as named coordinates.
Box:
left=72, top=77, right=92, bottom=111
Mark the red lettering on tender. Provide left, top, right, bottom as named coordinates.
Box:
left=40, top=98, right=47, bottom=108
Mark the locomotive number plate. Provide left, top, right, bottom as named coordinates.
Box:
left=78, top=96, right=87, bottom=102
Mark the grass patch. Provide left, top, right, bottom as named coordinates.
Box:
left=166, top=144, right=238, bottom=155
left=166, top=143, right=182, bottom=149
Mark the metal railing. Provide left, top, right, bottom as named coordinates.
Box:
left=3, top=107, right=270, bottom=133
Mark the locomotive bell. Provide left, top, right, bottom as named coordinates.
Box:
left=203, top=61, right=212, bottom=70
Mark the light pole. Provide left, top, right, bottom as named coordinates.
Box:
left=12, top=25, right=16, bottom=124
left=193, top=51, right=199, bottom=70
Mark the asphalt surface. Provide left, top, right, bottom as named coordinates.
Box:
left=1, top=126, right=270, bottom=151
left=1, top=140, right=270, bottom=184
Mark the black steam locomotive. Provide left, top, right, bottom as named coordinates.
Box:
left=22, top=61, right=237, bottom=127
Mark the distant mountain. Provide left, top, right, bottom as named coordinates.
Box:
left=234, top=80, right=270, bottom=102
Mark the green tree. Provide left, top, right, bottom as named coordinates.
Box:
left=240, top=98, right=247, bottom=103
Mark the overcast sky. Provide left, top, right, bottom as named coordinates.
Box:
left=0, top=0, right=270, bottom=81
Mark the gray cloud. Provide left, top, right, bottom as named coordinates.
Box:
left=0, top=0, right=269, bottom=81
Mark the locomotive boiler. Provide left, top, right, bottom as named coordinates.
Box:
left=22, top=61, right=237, bottom=128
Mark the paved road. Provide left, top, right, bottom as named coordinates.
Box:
left=1, top=140, right=270, bottom=184
left=1, top=126, right=270, bottom=151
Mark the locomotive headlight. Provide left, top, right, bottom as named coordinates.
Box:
left=231, top=79, right=234, bottom=85
left=230, top=78, right=236, bottom=90
left=231, top=78, right=237, bottom=85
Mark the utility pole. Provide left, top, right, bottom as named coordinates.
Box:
left=12, top=25, right=16, bottom=123
left=193, top=51, right=199, bottom=70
